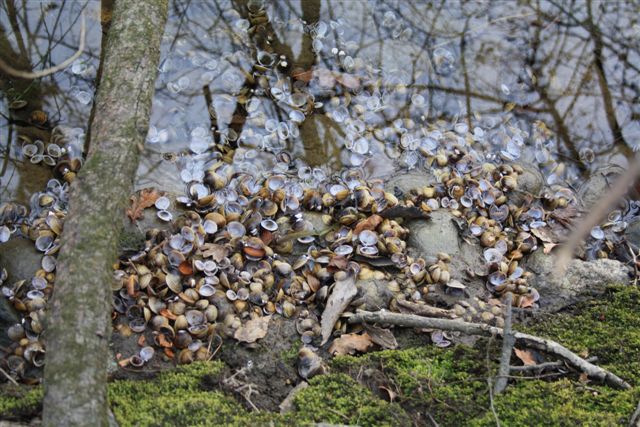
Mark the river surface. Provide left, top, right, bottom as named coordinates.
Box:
left=1, top=0, right=639, bottom=205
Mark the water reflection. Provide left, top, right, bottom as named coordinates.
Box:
left=1, top=0, right=639, bottom=202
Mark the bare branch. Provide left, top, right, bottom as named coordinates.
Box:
left=348, top=310, right=631, bottom=390
left=0, top=12, right=85, bottom=79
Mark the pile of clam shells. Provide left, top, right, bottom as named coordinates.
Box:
left=0, top=112, right=630, bottom=376
left=1, top=1, right=636, bottom=378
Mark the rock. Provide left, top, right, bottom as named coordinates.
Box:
left=407, top=210, right=483, bottom=278
left=624, top=217, right=640, bottom=251
left=0, top=237, right=42, bottom=283
left=578, top=165, right=626, bottom=209
left=353, top=279, right=393, bottom=311
left=512, top=162, right=544, bottom=204
left=382, top=170, right=436, bottom=196
left=525, top=250, right=631, bottom=312
left=279, top=381, right=309, bottom=413
left=0, top=238, right=32, bottom=347
left=0, top=296, right=18, bottom=348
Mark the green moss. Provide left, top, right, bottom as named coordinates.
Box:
left=292, top=373, right=410, bottom=426
left=329, top=285, right=640, bottom=426
left=0, top=384, right=43, bottom=420
left=108, top=361, right=238, bottom=427
left=278, top=340, right=302, bottom=365
left=108, top=361, right=406, bottom=427
left=4, top=286, right=639, bottom=426
left=524, top=285, right=640, bottom=383
left=334, top=344, right=493, bottom=425
left=471, top=378, right=636, bottom=427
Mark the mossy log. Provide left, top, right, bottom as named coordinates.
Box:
left=42, top=1, right=168, bottom=426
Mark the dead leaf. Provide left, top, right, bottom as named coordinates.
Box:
left=514, top=348, right=537, bottom=366
left=234, top=315, right=271, bottom=343
left=320, top=272, right=357, bottom=344
left=126, top=188, right=162, bottom=222
left=353, top=214, right=383, bottom=235
left=292, top=68, right=313, bottom=83
left=530, top=226, right=556, bottom=244
left=329, top=332, right=374, bottom=356
left=518, top=294, right=536, bottom=308
left=200, top=243, right=229, bottom=261
left=327, top=256, right=349, bottom=272
left=364, top=324, right=397, bottom=349
left=543, top=242, right=558, bottom=254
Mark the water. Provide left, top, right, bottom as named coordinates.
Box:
left=1, top=0, right=639, bottom=204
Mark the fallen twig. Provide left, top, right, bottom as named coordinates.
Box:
left=396, top=299, right=457, bottom=319
left=348, top=311, right=631, bottom=390
left=0, top=12, right=85, bottom=79
left=556, top=155, right=640, bottom=274
left=509, top=356, right=597, bottom=373
left=494, top=293, right=514, bottom=394
left=0, top=366, right=19, bottom=386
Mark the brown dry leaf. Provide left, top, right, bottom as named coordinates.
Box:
left=126, top=188, right=162, bottom=222
left=518, top=294, right=536, bottom=308
left=353, top=214, right=383, bottom=235
left=543, top=242, right=558, bottom=254
left=200, top=243, right=229, bottom=261
left=514, top=348, right=537, bottom=366
left=549, top=205, right=578, bottom=227
left=234, top=315, right=272, bottom=343
left=327, top=256, right=349, bottom=272
left=292, top=68, right=313, bottom=82
left=329, top=332, right=374, bottom=356
left=320, top=272, right=357, bottom=344
left=530, top=226, right=556, bottom=244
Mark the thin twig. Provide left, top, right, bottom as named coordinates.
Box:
left=494, top=293, right=514, bottom=394
left=510, top=356, right=597, bottom=373
left=556, top=155, right=640, bottom=274
left=0, top=366, right=19, bottom=386
left=485, top=335, right=501, bottom=427
left=0, top=12, right=86, bottom=79
left=348, top=311, right=631, bottom=389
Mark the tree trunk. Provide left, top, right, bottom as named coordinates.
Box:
left=42, top=0, right=168, bottom=425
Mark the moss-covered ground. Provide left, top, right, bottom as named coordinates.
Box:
left=2, top=285, right=639, bottom=426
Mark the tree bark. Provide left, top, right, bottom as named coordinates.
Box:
left=42, top=1, right=168, bottom=426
